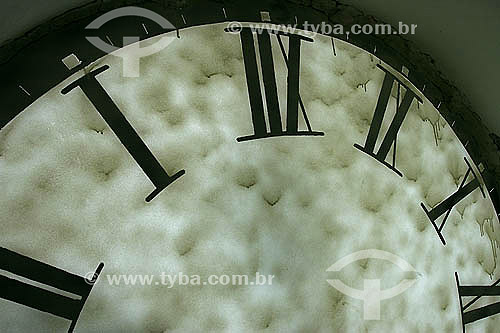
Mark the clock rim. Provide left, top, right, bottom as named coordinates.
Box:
left=0, top=0, right=498, bottom=217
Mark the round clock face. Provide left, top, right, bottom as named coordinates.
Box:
left=1, top=22, right=499, bottom=332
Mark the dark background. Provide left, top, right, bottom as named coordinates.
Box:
left=0, top=0, right=499, bottom=135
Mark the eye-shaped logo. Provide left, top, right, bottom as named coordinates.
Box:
left=326, top=249, right=417, bottom=320
left=85, top=6, right=176, bottom=77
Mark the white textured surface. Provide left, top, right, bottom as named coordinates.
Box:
left=0, top=23, right=499, bottom=332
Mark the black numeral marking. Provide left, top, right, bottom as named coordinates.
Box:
left=455, top=272, right=500, bottom=332
left=227, top=27, right=324, bottom=141
left=354, top=65, right=422, bottom=176
left=421, top=157, right=485, bottom=245
left=62, top=65, right=185, bottom=202
left=0, top=247, right=103, bottom=332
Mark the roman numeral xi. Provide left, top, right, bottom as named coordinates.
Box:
left=226, top=27, right=324, bottom=141
left=0, top=247, right=103, bottom=332
left=62, top=65, right=185, bottom=202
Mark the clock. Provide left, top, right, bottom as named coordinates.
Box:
left=1, top=2, right=500, bottom=332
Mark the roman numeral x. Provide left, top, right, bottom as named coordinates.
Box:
left=455, top=272, right=500, bottom=332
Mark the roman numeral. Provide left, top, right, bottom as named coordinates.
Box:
left=61, top=65, right=185, bottom=202
left=421, top=157, right=485, bottom=245
left=226, top=27, right=324, bottom=142
left=455, top=272, right=500, bottom=332
left=0, top=247, right=103, bottom=332
left=354, top=65, right=423, bottom=177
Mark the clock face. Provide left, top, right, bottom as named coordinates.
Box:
left=1, top=22, right=499, bottom=332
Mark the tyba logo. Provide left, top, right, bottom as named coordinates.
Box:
left=326, top=249, right=417, bottom=320
left=85, top=6, right=176, bottom=77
